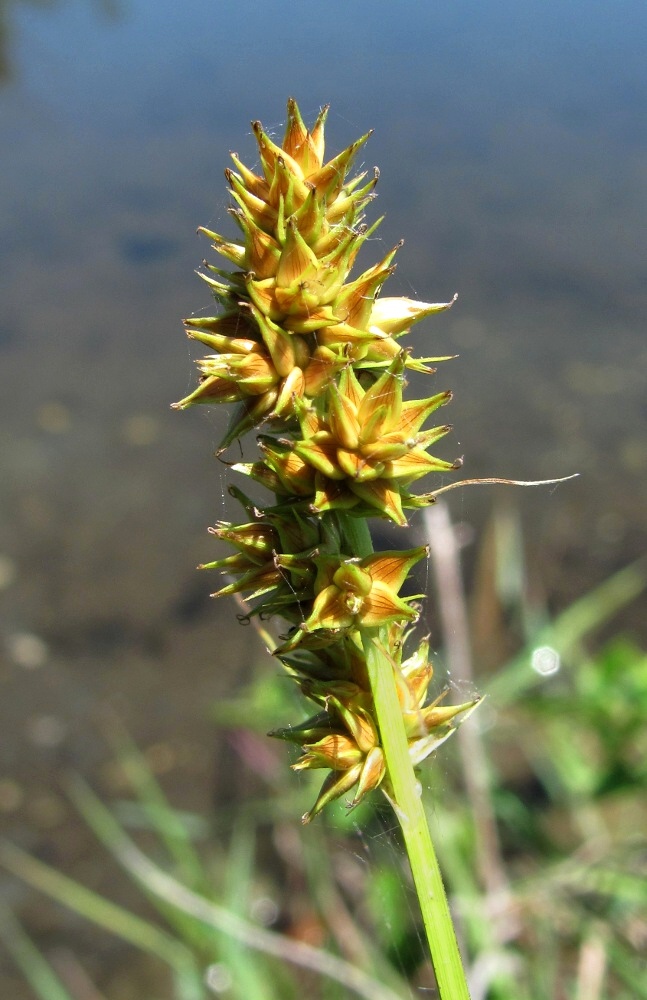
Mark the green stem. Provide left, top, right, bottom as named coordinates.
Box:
left=336, top=513, right=471, bottom=1000
left=363, top=632, right=471, bottom=998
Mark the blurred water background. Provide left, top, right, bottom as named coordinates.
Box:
left=1, top=0, right=646, bottom=993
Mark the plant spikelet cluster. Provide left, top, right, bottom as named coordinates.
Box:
left=177, top=100, right=477, bottom=821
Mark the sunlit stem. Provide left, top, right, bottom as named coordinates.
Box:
left=336, top=513, right=471, bottom=1000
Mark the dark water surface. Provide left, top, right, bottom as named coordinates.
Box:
left=1, top=0, right=646, bottom=993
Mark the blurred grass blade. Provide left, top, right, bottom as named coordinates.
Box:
left=64, top=775, right=407, bottom=1000
left=220, top=818, right=281, bottom=1000
left=300, top=821, right=410, bottom=997
left=0, top=840, right=203, bottom=1000
left=568, top=866, right=647, bottom=907
left=104, top=720, right=205, bottom=886
left=606, top=939, right=647, bottom=998
left=487, top=558, right=647, bottom=705
left=0, top=903, right=75, bottom=1000
left=63, top=767, right=216, bottom=957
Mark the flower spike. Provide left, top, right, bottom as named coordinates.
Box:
left=176, top=99, right=476, bottom=825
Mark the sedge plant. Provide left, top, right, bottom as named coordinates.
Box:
left=173, top=98, right=483, bottom=998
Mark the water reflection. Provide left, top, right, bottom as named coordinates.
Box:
left=1, top=4, right=646, bottom=989
left=0, top=0, right=120, bottom=84
left=0, top=3, right=644, bottom=704
left=0, top=0, right=53, bottom=83
left=1, top=6, right=644, bottom=621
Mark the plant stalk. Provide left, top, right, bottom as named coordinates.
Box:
left=337, top=514, right=471, bottom=999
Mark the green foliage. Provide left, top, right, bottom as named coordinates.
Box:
left=0, top=737, right=410, bottom=1000
left=1, top=510, right=645, bottom=999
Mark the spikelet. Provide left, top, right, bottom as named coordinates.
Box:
left=174, top=98, right=456, bottom=453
